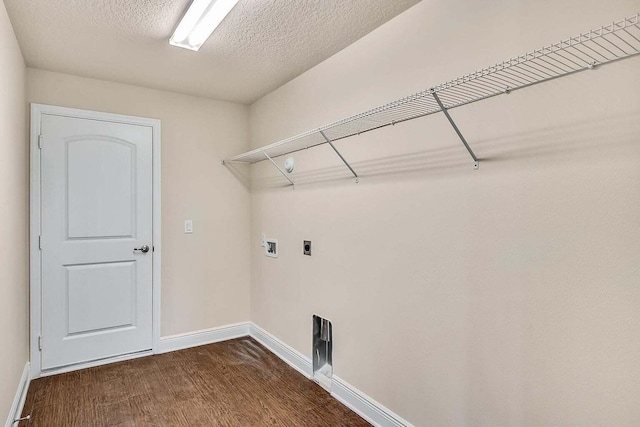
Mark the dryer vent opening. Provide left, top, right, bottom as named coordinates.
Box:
left=312, top=315, right=332, bottom=391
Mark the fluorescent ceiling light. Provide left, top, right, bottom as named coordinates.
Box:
left=170, top=0, right=240, bottom=51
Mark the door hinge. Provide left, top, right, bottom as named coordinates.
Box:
left=38, top=336, right=43, bottom=351
left=38, top=235, right=42, bottom=250
left=38, top=135, right=43, bottom=149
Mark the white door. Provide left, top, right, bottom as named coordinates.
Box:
left=40, top=114, right=153, bottom=370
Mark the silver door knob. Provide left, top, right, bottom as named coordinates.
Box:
left=133, top=245, right=150, bottom=254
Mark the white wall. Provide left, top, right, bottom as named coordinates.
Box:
left=27, top=69, right=252, bottom=337
left=0, top=0, right=28, bottom=421
left=250, top=1, right=640, bottom=425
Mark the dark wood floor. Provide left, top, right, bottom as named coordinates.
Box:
left=20, top=337, right=370, bottom=426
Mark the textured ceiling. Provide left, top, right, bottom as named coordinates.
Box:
left=4, top=0, right=420, bottom=103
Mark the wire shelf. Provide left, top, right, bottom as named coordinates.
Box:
left=223, top=13, right=640, bottom=166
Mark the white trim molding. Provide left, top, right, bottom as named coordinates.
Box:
left=331, top=376, right=414, bottom=427
left=29, top=103, right=162, bottom=379
left=249, top=324, right=312, bottom=379
left=18, top=316, right=411, bottom=427
left=248, top=323, right=412, bottom=427
left=5, top=362, right=30, bottom=427
left=157, top=322, right=250, bottom=354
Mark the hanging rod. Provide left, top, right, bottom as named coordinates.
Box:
left=223, top=13, right=640, bottom=179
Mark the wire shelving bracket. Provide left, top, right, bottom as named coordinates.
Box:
left=223, top=13, right=640, bottom=183
left=430, top=89, right=479, bottom=170
left=319, top=130, right=359, bottom=183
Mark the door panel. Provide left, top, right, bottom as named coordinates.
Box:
left=41, top=114, right=153, bottom=370
left=67, top=138, right=135, bottom=239
left=65, top=261, right=135, bottom=335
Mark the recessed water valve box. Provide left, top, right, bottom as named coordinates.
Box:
left=303, top=240, right=311, bottom=256
left=265, top=238, right=278, bottom=258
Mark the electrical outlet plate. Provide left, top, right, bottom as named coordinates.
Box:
left=265, top=238, right=278, bottom=258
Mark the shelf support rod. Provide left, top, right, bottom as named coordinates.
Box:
left=431, top=89, right=479, bottom=170
left=320, top=130, right=359, bottom=183
left=263, top=151, right=294, bottom=186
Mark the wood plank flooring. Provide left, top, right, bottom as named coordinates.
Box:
left=20, top=337, right=370, bottom=426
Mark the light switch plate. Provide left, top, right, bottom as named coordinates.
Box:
left=184, top=220, right=193, bottom=234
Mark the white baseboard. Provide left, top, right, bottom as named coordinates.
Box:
left=21, top=322, right=411, bottom=427
left=37, top=323, right=250, bottom=378
left=331, top=376, right=413, bottom=427
left=156, top=322, right=250, bottom=354
left=249, top=323, right=312, bottom=378
left=5, top=362, right=30, bottom=427
left=248, top=323, right=412, bottom=427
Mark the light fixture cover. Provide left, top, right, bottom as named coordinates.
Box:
left=170, top=0, right=240, bottom=51
left=284, top=157, right=295, bottom=173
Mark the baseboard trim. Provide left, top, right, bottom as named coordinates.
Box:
left=157, top=322, right=250, bottom=354
left=249, top=324, right=312, bottom=378
left=331, top=376, right=413, bottom=427
left=37, top=322, right=251, bottom=378
left=5, top=362, right=30, bottom=427
left=248, top=324, right=411, bottom=427
left=24, top=323, right=411, bottom=427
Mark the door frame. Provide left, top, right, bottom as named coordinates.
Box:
left=29, top=103, right=162, bottom=378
